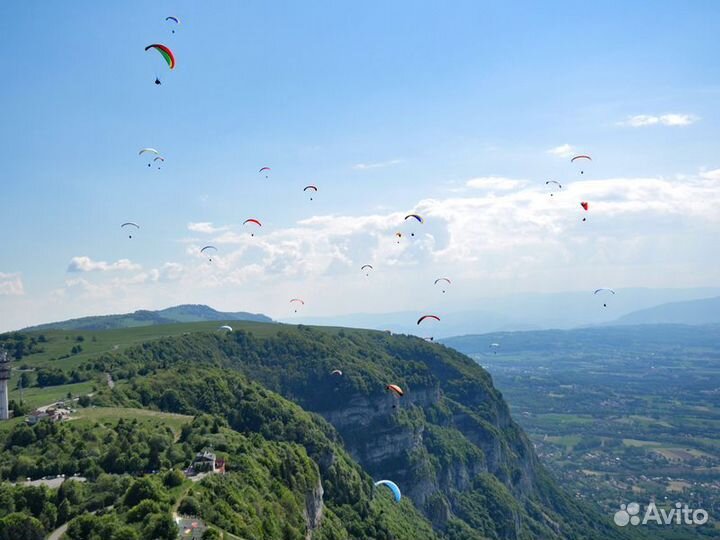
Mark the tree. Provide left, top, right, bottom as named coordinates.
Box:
left=18, top=372, right=33, bottom=390
left=122, top=478, right=163, bottom=508
left=202, top=528, right=222, bottom=540
left=142, top=513, right=177, bottom=540
left=178, top=496, right=201, bottom=516
left=162, top=469, right=184, bottom=488
left=0, top=513, right=45, bottom=540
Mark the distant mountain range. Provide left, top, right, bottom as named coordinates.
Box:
left=289, top=287, right=720, bottom=338
left=18, top=289, right=720, bottom=335
left=608, top=295, right=720, bottom=326
left=22, top=304, right=272, bottom=331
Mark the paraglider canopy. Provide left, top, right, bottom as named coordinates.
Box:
left=374, top=480, right=402, bottom=503
left=404, top=214, right=423, bottom=223
left=386, top=384, right=404, bottom=397
left=331, top=369, right=343, bottom=376
left=417, top=314, right=440, bottom=325
left=145, top=44, right=175, bottom=69
left=218, top=325, right=233, bottom=332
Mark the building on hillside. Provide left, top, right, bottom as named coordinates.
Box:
left=189, top=448, right=226, bottom=474
left=26, top=406, right=71, bottom=425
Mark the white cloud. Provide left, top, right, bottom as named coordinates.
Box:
left=32, top=168, right=720, bottom=326
left=620, top=114, right=698, bottom=127
left=67, top=256, right=141, bottom=273
left=353, top=159, right=403, bottom=170
left=187, top=222, right=227, bottom=234
left=0, top=273, right=24, bottom=296
left=547, top=144, right=576, bottom=158
left=700, top=169, right=720, bottom=181
left=169, top=171, right=720, bottom=290
left=465, top=176, right=527, bottom=191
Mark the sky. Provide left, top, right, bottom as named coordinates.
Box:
left=1, top=1, right=720, bottom=331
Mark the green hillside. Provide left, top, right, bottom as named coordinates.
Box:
left=22, top=304, right=272, bottom=332
left=0, top=322, right=641, bottom=539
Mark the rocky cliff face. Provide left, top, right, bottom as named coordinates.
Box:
left=318, top=382, right=534, bottom=521
left=304, top=476, right=324, bottom=540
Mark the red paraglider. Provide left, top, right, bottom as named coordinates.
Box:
left=244, top=218, right=262, bottom=236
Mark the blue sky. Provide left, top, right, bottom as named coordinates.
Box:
left=1, top=1, right=719, bottom=330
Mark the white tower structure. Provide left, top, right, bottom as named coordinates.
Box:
left=0, top=349, right=10, bottom=420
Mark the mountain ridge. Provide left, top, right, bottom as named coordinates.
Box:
left=607, top=295, right=720, bottom=326
left=22, top=304, right=272, bottom=332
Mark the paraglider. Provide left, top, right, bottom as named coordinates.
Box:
left=571, top=154, right=591, bottom=175
left=290, top=298, right=304, bottom=313
left=417, top=315, right=440, bottom=325
left=489, top=343, right=500, bottom=355
left=145, top=44, right=175, bottom=84
left=139, top=148, right=160, bottom=167
left=259, top=167, right=271, bottom=178
left=218, top=325, right=233, bottom=332
left=303, top=185, right=318, bottom=200
left=153, top=156, right=165, bottom=169
left=386, top=384, right=404, bottom=408
left=165, top=16, right=179, bottom=33
left=394, top=232, right=403, bottom=244
left=374, top=480, right=402, bottom=503
left=404, top=214, right=423, bottom=237
left=434, top=278, right=451, bottom=293
left=331, top=369, right=343, bottom=376
left=545, top=180, right=562, bottom=196
left=121, top=222, right=139, bottom=239
left=580, top=201, right=589, bottom=221
left=243, top=218, right=262, bottom=237
left=361, top=264, right=373, bottom=277
left=200, top=245, right=217, bottom=262
left=594, top=288, right=615, bottom=308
